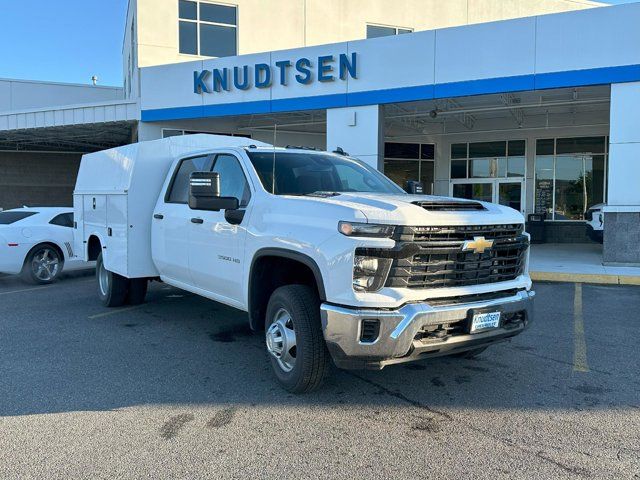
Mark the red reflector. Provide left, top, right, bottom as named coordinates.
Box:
left=8, top=243, right=19, bottom=247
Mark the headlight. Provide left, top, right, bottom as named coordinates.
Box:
left=352, top=254, right=392, bottom=292
left=338, top=221, right=395, bottom=238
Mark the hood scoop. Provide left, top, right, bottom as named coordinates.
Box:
left=412, top=200, right=487, bottom=211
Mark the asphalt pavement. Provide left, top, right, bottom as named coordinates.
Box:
left=0, top=271, right=638, bottom=479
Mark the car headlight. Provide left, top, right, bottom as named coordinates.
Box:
left=352, top=254, right=392, bottom=292
left=338, top=221, right=395, bottom=238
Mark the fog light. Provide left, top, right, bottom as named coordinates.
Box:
left=353, top=255, right=392, bottom=292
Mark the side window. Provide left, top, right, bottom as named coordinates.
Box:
left=212, top=154, right=251, bottom=207
left=167, top=155, right=212, bottom=203
left=49, top=213, right=74, bottom=228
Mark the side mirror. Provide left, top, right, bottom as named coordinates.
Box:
left=405, top=180, right=424, bottom=194
left=188, top=171, right=239, bottom=211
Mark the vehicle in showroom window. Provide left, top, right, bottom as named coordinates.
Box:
left=585, top=203, right=604, bottom=243
left=74, top=134, right=535, bottom=393
left=0, top=207, right=92, bottom=284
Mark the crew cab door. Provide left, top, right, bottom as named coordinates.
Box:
left=152, top=154, right=213, bottom=284
left=188, top=153, right=251, bottom=305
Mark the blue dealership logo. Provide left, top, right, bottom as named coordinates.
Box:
left=194, top=53, right=358, bottom=94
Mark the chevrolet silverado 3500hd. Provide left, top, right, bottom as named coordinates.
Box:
left=74, top=135, right=535, bottom=393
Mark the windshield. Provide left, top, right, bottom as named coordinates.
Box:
left=0, top=211, right=38, bottom=225
left=247, top=151, right=404, bottom=195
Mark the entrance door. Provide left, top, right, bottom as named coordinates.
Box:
left=497, top=179, right=524, bottom=213
left=451, top=178, right=524, bottom=213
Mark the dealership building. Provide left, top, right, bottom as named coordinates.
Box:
left=1, top=0, right=639, bottom=264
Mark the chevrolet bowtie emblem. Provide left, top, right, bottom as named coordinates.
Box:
left=462, top=236, right=494, bottom=254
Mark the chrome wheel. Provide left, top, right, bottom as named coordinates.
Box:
left=31, top=248, right=60, bottom=282
left=98, top=259, right=110, bottom=297
left=266, top=308, right=297, bottom=373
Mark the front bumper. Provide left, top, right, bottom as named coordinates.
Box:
left=320, top=289, right=535, bottom=370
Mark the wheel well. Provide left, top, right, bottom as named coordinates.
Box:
left=87, top=235, right=102, bottom=261
left=24, top=242, right=65, bottom=267
left=248, top=254, right=324, bottom=331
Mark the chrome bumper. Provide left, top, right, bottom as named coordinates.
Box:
left=320, top=289, right=535, bottom=370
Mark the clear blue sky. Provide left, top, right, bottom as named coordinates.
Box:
left=0, top=0, right=635, bottom=87
left=0, top=0, right=129, bottom=87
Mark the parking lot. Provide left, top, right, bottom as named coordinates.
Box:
left=0, top=273, right=638, bottom=479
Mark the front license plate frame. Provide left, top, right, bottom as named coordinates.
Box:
left=470, top=311, right=501, bottom=333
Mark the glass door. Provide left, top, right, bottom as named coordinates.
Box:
left=451, top=178, right=524, bottom=213
left=497, top=179, right=524, bottom=213
left=452, top=181, right=494, bottom=203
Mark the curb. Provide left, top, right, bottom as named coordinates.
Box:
left=530, top=271, right=640, bottom=285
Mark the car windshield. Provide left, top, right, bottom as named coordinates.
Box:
left=0, top=211, right=38, bottom=225
left=247, top=151, right=404, bottom=195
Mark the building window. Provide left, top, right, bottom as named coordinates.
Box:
left=383, top=142, right=435, bottom=193
left=366, top=24, right=413, bottom=39
left=179, top=0, right=237, bottom=57
left=449, top=140, right=526, bottom=179
left=534, top=137, right=607, bottom=221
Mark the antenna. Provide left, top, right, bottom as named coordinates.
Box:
left=271, top=124, right=277, bottom=194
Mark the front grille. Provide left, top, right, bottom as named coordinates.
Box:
left=385, top=224, right=528, bottom=289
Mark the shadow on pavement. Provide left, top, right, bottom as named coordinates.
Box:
left=0, top=278, right=638, bottom=417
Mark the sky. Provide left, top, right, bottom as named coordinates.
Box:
left=0, top=0, right=129, bottom=87
left=0, top=0, right=635, bottom=88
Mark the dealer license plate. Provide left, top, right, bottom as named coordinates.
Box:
left=470, top=311, right=501, bottom=333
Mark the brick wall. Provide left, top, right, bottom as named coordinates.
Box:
left=525, top=221, right=594, bottom=244
left=0, top=152, right=81, bottom=210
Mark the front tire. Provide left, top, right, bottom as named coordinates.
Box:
left=265, top=285, right=329, bottom=393
left=22, top=244, right=63, bottom=285
left=96, top=253, right=129, bottom=307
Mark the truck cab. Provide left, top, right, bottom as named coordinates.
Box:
left=75, top=135, right=534, bottom=393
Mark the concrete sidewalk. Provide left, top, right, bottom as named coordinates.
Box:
left=529, top=243, right=640, bottom=285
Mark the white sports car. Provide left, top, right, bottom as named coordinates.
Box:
left=0, top=207, right=92, bottom=284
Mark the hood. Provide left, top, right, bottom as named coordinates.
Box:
left=284, top=193, right=525, bottom=226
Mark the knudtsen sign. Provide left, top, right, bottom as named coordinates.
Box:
left=193, top=52, right=358, bottom=94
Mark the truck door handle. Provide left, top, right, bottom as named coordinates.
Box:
left=153, top=214, right=164, bottom=220
left=191, top=217, right=204, bottom=224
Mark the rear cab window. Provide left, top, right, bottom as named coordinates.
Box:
left=0, top=211, right=38, bottom=224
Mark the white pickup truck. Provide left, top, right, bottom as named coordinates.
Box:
left=74, top=134, right=534, bottom=393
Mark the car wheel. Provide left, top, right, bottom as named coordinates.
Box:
left=96, top=253, right=129, bottom=307
left=453, top=346, right=488, bottom=359
left=265, top=285, right=330, bottom=393
left=126, top=278, right=148, bottom=305
left=22, top=244, right=63, bottom=285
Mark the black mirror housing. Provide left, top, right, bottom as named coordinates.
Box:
left=188, top=171, right=239, bottom=211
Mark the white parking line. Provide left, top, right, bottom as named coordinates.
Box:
left=0, top=285, right=52, bottom=296
left=88, top=305, right=145, bottom=320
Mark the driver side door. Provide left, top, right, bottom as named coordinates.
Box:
left=188, top=153, right=252, bottom=306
